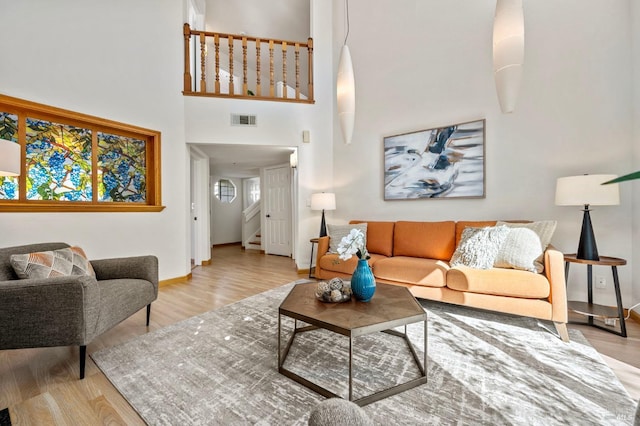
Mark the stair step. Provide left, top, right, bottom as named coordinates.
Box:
left=249, top=240, right=261, bottom=245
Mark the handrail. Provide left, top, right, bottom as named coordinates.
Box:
left=183, top=24, right=314, bottom=104
left=243, top=199, right=260, bottom=222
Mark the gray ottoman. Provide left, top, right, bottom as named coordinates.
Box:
left=308, top=398, right=373, bottom=426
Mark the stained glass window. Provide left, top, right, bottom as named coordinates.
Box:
left=0, top=94, right=162, bottom=212
left=26, top=118, right=92, bottom=201
left=0, top=112, right=19, bottom=200
left=98, top=132, right=146, bottom=203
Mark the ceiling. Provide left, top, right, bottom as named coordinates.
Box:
left=195, top=0, right=309, bottom=178
left=192, top=144, right=295, bottom=178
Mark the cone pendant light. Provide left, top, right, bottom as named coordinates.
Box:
left=337, top=0, right=355, bottom=144
left=493, top=0, right=524, bottom=113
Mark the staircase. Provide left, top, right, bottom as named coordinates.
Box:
left=242, top=200, right=262, bottom=251
left=246, top=232, right=261, bottom=251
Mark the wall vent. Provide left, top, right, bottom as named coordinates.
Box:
left=230, top=114, right=257, bottom=126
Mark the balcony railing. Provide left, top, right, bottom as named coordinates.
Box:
left=182, top=24, right=314, bottom=104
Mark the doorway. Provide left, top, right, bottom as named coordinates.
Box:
left=189, top=143, right=297, bottom=261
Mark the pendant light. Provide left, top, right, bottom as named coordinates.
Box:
left=493, top=0, right=524, bottom=113
left=337, top=0, right=355, bottom=144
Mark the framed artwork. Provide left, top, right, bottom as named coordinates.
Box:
left=384, top=119, right=485, bottom=200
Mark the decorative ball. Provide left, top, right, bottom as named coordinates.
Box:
left=317, top=281, right=330, bottom=292
left=329, top=277, right=344, bottom=290
left=330, top=289, right=343, bottom=302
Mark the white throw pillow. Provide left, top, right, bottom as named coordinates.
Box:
left=496, top=220, right=557, bottom=273
left=327, top=223, right=367, bottom=254
left=494, top=228, right=543, bottom=273
left=450, top=225, right=511, bottom=270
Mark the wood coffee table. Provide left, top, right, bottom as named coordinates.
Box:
left=277, top=282, right=427, bottom=406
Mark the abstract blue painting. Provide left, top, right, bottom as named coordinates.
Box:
left=384, top=119, right=485, bottom=200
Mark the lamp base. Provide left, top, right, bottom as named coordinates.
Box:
left=319, top=210, right=327, bottom=238
left=576, top=206, right=599, bottom=261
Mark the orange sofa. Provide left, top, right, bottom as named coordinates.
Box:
left=315, top=220, right=569, bottom=342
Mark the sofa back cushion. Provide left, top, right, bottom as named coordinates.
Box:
left=350, top=220, right=395, bottom=257
left=455, top=221, right=497, bottom=246
left=393, top=221, right=456, bottom=261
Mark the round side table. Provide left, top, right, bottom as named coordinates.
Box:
left=564, top=254, right=627, bottom=337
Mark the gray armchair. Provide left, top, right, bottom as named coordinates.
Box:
left=0, top=242, right=158, bottom=379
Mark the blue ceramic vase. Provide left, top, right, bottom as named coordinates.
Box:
left=351, top=258, right=376, bottom=302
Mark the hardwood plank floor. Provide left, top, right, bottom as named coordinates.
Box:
left=1, top=244, right=638, bottom=424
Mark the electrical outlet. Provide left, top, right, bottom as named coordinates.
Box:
left=596, top=276, right=606, bottom=289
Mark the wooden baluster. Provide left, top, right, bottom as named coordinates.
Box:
left=256, top=38, right=262, bottom=97
left=214, top=34, right=220, bottom=94
left=295, top=43, right=300, bottom=100
left=183, top=23, right=192, bottom=93
left=269, top=40, right=275, bottom=97
left=228, top=35, right=234, bottom=95
left=242, top=37, right=248, bottom=96
left=281, top=41, right=287, bottom=98
left=307, top=38, right=314, bottom=102
left=199, top=33, right=206, bottom=92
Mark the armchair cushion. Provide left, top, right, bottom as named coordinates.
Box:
left=10, top=246, right=96, bottom=280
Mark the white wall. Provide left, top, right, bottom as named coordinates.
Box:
left=210, top=176, right=243, bottom=244
left=186, top=0, right=335, bottom=265
left=331, top=0, right=636, bottom=307
left=0, top=0, right=189, bottom=280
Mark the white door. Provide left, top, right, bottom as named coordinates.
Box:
left=264, top=165, right=291, bottom=256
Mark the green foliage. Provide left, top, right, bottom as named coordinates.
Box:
left=602, top=171, right=640, bottom=184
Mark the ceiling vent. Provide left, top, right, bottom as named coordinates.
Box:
left=230, top=114, right=257, bottom=126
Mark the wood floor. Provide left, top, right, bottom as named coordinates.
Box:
left=1, top=244, right=638, bottom=424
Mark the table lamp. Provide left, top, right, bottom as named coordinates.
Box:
left=310, top=192, right=336, bottom=238
left=0, top=138, right=20, bottom=176
left=555, top=174, right=619, bottom=261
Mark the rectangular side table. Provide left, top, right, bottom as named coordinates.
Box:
left=564, top=253, right=627, bottom=337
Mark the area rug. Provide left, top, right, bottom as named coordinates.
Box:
left=92, top=280, right=637, bottom=425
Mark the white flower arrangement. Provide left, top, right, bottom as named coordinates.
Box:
left=337, top=228, right=370, bottom=261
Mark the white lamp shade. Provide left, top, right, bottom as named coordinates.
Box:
left=555, top=174, right=620, bottom=206
left=0, top=138, right=20, bottom=176
left=310, top=192, right=336, bottom=211
left=337, top=45, right=355, bottom=145
left=493, top=0, right=524, bottom=113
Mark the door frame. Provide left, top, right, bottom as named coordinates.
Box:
left=189, top=146, right=211, bottom=266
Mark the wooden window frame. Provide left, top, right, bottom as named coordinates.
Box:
left=0, top=94, right=164, bottom=212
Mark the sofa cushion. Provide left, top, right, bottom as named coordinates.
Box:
left=393, top=221, right=456, bottom=261
left=447, top=266, right=550, bottom=299
left=373, top=256, right=449, bottom=287
left=455, top=221, right=497, bottom=246
left=327, top=223, right=367, bottom=254
left=350, top=220, right=395, bottom=256
left=450, top=226, right=511, bottom=269
left=10, top=246, right=96, bottom=280
left=494, top=227, right=543, bottom=273
left=496, top=220, right=557, bottom=273
left=318, top=253, right=386, bottom=276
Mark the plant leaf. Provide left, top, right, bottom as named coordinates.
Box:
left=602, top=171, right=640, bottom=184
